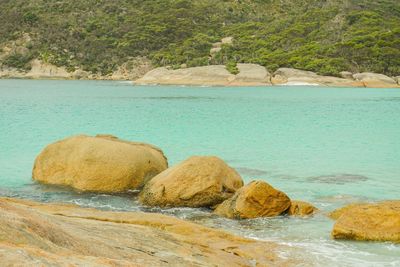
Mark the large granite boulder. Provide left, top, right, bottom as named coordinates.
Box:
left=271, top=68, right=364, bottom=87
left=33, top=134, right=168, bottom=192
left=353, top=72, right=398, bottom=88
left=214, top=180, right=291, bottom=219
left=139, top=156, right=243, bottom=208
left=135, top=66, right=235, bottom=86
left=234, top=64, right=271, bottom=86
left=339, top=71, right=354, bottom=79
left=135, top=64, right=271, bottom=86
left=331, top=201, right=400, bottom=242
left=287, top=200, right=318, bottom=217
left=25, top=59, right=72, bottom=79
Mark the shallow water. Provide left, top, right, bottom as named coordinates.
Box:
left=0, top=79, right=399, bottom=266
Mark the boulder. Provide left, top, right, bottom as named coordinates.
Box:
left=395, top=76, right=400, bottom=85
left=353, top=72, right=398, bottom=88
left=25, top=59, right=72, bottom=79
left=331, top=201, right=400, bottom=242
left=139, top=156, right=243, bottom=208
left=272, top=68, right=364, bottom=87
left=214, top=180, right=291, bottom=219
left=328, top=203, right=366, bottom=220
left=0, top=197, right=293, bottom=266
left=221, top=37, right=234, bottom=45
left=110, top=57, right=153, bottom=81
left=339, top=71, right=353, bottom=79
left=72, top=69, right=89, bottom=79
left=135, top=65, right=235, bottom=86
left=32, top=134, right=168, bottom=192
left=287, top=200, right=318, bottom=216
left=210, top=37, right=233, bottom=57
left=233, top=64, right=272, bottom=86
left=135, top=64, right=271, bottom=86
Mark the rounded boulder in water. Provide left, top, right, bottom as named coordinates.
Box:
left=214, top=180, right=291, bottom=219
left=32, top=134, right=168, bottom=193
left=139, top=156, right=244, bottom=208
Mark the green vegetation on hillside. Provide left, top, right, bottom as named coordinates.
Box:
left=0, top=0, right=399, bottom=76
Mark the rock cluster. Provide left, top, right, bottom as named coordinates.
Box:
left=135, top=65, right=399, bottom=88
left=330, top=201, right=400, bottom=243
left=135, top=64, right=272, bottom=86
left=271, top=68, right=399, bottom=88
left=271, top=68, right=364, bottom=87
left=33, top=135, right=317, bottom=220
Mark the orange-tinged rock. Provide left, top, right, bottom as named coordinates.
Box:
left=0, top=197, right=297, bottom=266
left=331, top=201, right=400, bottom=242
left=214, top=180, right=291, bottom=219
left=139, top=156, right=243, bottom=208
left=33, top=134, right=168, bottom=193
left=287, top=201, right=318, bottom=216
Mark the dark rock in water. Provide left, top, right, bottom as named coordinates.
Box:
left=308, top=174, right=368, bottom=185
left=235, top=167, right=270, bottom=177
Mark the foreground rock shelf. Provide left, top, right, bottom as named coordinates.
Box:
left=0, top=197, right=296, bottom=266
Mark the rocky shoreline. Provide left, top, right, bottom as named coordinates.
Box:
left=135, top=64, right=400, bottom=88
left=1, top=59, right=399, bottom=88
left=0, top=197, right=296, bottom=266
left=1, top=134, right=399, bottom=266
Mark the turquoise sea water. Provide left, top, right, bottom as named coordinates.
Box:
left=0, top=79, right=399, bottom=266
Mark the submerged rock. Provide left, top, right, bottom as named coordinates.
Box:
left=135, top=64, right=271, bottom=86
left=33, top=134, right=168, bottom=193
left=353, top=72, right=398, bottom=88
left=331, top=201, right=400, bottom=242
left=214, top=180, right=291, bottom=219
left=0, top=197, right=292, bottom=266
left=271, top=68, right=364, bottom=87
left=307, top=173, right=368, bottom=185
left=139, top=156, right=243, bottom=208
left=287, top=200, right=318, bottom=217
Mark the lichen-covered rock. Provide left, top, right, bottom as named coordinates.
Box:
left=214, top=180, right=291, bottom=219
left=33, top=134, right=168, bottom=192
left=328, top=203, right=366, bottom=220
left=287, top=200, right=318, bottom=216
left=331, top=201, right=400, bottom=242
left=353, top=72, right=398, bottom=88
left=139, top=156, right=243, bottom=208
left=0, top=197, right=293, bottom=266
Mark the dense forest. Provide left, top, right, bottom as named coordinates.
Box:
left=0, top=0, right=399, bottom=76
